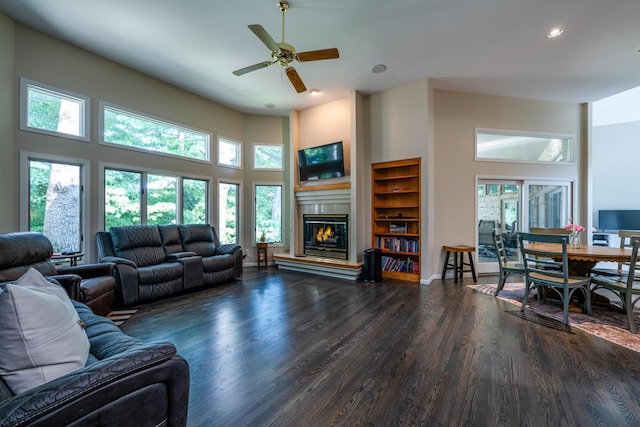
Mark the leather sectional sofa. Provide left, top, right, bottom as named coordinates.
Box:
left=97, top=224, right=242, bottom=306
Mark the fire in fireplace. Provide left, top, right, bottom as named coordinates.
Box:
left=303, top=214, right=348, bottom=260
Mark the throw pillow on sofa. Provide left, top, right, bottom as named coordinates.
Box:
left=0, top=268, right=90, bottom=394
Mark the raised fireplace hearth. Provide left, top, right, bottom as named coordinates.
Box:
left=303, top=214, right=348, bottom=260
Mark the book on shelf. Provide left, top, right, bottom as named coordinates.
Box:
left=376, top=236, right=418, bottom=253
left=381, top=256, right=420, bottom=274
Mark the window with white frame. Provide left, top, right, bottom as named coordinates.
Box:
left=254, top=183, right=283, bottom=243
left=475, top=128, right=574, bottom=164
left=218, top=137, right=242, bottom=168
left=253, top=144, right=284, bottom=170
left=24, top=155, right=85, bottom=253
left=218, top=181, right=240, bottom=244
left=103, top=167, right=208, bottom=229
left=20, top=78, right=90, bottom=141
left=101, top=103, right=210, bottom=161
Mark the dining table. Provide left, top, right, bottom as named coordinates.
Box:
left=523, top=243, right=631, bottom=276
left=523, top=242, right=632, bottom=308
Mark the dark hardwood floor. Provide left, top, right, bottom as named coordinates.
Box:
left=120, top=268, right=640, bottom=427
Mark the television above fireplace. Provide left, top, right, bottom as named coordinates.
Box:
left=297, top=141, right=345, bottom=182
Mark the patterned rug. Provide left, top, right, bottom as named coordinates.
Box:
left=468, top=282, right=640, bottom=353
left=107, top=309, right=138, bottom=327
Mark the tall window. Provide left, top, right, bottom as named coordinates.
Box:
left=147, top=174, right=177, bottom=225
left=104, top=169, right=142, bottom=228
left=218, top=181, right=240, bottom=244
left=184, top=179, right=208, bottom=224
left=20, top=78, right=90, bottom=141
left=255, top=184, right=283, bottom=243
left=28, top=159, right=83, bottom=252
left=103, top=167, right=208, bottom=229
left=101, top=103, right=210, bottom=161
left=253, top=144, right=284, bottom=170
left=218, top=137, right=242, bottom=168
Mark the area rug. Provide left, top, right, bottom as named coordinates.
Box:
left=468, top=282, right=640, bottom=353
left=107, top=309, right=138, bottom=327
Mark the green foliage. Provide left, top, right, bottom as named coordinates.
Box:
left=104, top=170, right=142, bottom=228
left=218, top=183, right=238, bottom=244
left=103, top=107, right=207, bottom=161
left=184, top=179, right=207, bottom=224
left=29, top=161, right=51, bottom=233
left=27, top=90, right=62, bottom=132
left=255, top=145, right=283, bottom=169
left=255, top=184, right=282, bottom=243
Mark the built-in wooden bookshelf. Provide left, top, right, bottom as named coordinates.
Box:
left=371, top=158, right=421, bottom=282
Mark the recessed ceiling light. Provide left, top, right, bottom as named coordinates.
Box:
left=371, top=64, right=387, bottom=74
left=309, top=89, right=320, bottom=95
left=264, top=103, right=276, bottom=109
left=547, top=28, right=564, bottom=38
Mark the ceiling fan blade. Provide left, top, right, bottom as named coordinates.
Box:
left=232, top=61, right=273, bottom=76
left=286, top=67, right=307, bottom=93
left=248, top=24, right=280, bottom=52
left=296, top=48, right=340, bottom=62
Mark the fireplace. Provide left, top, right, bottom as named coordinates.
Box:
left=303, top=214, right=348, bottom=260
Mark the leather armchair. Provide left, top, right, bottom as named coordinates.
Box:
left=0, top=232, right=116, bottom=316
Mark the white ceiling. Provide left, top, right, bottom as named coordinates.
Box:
left=1, top=0, right=639, bottom=116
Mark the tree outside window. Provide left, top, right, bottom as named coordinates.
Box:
left=29, top=160, right=82, bottom=253
left=218, top=137, right=242, bottom=168
left=253, top=144, right=283, bottom=170
left=255, top=184, right=282, bottom=243
left=218, top=182, right=239, bottom=244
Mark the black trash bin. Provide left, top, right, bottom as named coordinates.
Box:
left=363, top=248, right=382, bottom=282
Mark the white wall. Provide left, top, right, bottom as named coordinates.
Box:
left=432, top=90, right=585, bottom=282
left=592, top=120, right=640, bottom=226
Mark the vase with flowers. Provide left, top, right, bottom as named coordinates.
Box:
left=565, top=223, right=585, bottom=248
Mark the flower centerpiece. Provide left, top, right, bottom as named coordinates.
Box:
left=565, top=223, right=585, bottom=248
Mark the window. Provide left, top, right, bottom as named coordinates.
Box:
left=218, top=181, right=240, bottom=244
left=254, top=184, right=283, bottom=243
left=147, top=174, right=177, bottom=225
left=103, top=166, right=209, bottom=229
left=253, top=144, right=284, bottom=170
left=20, top=78, right=90, bottom=141
left=476, top=128, right=574, bottom=164
left=104, top=169, right=142, bottom=228
left=183, top=179, right=208, bottom=224
left=101, top=103, right=210, bottom=161
left=218, top=137, right=242, bottom=168
left=23, top=154, right=86, bottom=254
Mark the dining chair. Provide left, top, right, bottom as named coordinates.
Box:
left=492, top=229, right=524, bottom=296
left=590, top=230, right=640, bottom=278
left=529, top=227, right=569, bottom=235
left=591, top=237, right=640, bottom=333
left=518, top=232, right=592, bottom=325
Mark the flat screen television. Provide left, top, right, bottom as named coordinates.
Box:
left=598, top=210, right=640, bottom=231
left=298, top=141, right=345, bottom=182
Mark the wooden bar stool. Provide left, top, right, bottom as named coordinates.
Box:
left=441, top=245, right=477, bottom=283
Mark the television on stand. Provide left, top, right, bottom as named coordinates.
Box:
left=297, top=141, right=345, bottom=182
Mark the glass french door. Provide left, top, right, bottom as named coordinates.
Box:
left=477, top=179, right=573, bottom=273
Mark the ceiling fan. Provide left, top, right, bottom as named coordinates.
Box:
left=232, top=0, right=340, bottom=93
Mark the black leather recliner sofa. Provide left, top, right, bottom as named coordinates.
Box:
left=0, top=233, right=190, bottom=427
left=0, top=300, right=190, bottom=427
left=96, top=224, right=242, bottom=306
